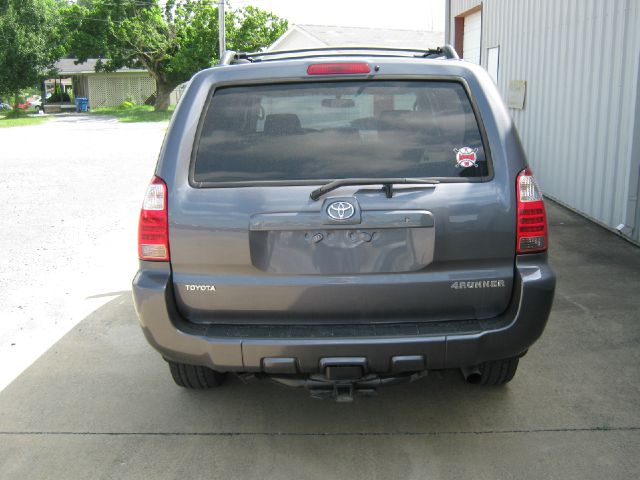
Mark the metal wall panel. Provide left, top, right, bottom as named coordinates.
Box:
left=631, top=52, right=640, bottom=242
left=448, top=0, right=640, bottom=241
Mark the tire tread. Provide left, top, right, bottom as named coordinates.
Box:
left=168, top=361, right=225, bottom=389
left=478, top=357, right=519, bottom=385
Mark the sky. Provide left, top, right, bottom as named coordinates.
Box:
left=226, top=0, right=446, bottom=32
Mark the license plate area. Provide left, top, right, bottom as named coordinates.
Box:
left=249, top=227, right=435, bottom=274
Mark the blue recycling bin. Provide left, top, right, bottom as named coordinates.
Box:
left=75, top=97, right=88, bottom=113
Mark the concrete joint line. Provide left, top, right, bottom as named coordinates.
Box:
left=1, top=426, right=639, bottom=437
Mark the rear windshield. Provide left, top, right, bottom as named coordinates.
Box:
left=193, top=81, right=489, bottom=183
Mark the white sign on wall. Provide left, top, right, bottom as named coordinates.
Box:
left=487, top=46, right=499, bottom=84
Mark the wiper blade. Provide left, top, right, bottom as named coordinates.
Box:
left=310, top=177, right=439, bottom=201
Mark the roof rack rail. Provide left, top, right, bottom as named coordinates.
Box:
left=219, top=45, right=459, bottom=65
left=220, top=50, right=237, bottom=65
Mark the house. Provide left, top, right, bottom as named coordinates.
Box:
left=52, top=59, right=156, bottom=108
left=269, top=24, right=444, bottom=51
left=446, top=1, right=640, bottom=244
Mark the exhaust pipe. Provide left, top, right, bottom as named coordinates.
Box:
left=461, top=365, right=482, bottom=384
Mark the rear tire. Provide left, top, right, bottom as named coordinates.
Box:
left=477, top=357, right=520, bottom=385
left=167, top=361, right=226, bottom=389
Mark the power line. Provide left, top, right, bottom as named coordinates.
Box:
left=63, top=0, right=228, bottom=22
left=69, top=0, right=165, bottom=6
left=70, top=0, right=228, bottom=8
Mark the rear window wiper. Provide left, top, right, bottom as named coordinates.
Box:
left=310, top=178, right=439, bottom=201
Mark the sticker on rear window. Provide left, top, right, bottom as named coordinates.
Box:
left=454, top=147, right=479, bottom=168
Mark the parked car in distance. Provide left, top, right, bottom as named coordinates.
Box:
left=30, top=99, right=43, bottom=113
left=132, top=45, right=556, bottom=401
left=15, top=98, right=44, bottom=113
left=0, top=102, right=12, bottom=111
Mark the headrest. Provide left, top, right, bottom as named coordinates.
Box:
left=263, top=113, right=302, bottom=135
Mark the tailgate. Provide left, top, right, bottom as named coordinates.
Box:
left=169, top=78, right=515, bottom=324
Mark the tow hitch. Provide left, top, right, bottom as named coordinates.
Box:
left=270, top=372, right=427, bottom=402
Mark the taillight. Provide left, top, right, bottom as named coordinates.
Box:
left=516, top=168, right=548, bottom=254
left=307, top=63, right=371, bottom=75
left=138, top=176, right=169, bottom=261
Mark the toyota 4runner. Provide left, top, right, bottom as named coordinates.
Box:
left=132, top=46, right=555, bottom=401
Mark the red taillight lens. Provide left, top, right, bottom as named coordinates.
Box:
left=516, top=168, right=548, bottom=254
left=307, top=63, right=371, bottom=75
left=138, top=176, right=169, bottom=261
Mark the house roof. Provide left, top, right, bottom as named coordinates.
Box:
left=270, top=24, right=445, bottom=51
left=53, top=58, right=147, bottom=75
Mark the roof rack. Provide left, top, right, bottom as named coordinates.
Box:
left=220, top=45, right=459, bottom=65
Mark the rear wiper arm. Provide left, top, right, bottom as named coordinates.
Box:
left=310, top=178, right=439, bottom=201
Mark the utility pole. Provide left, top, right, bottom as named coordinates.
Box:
left=218, top=0, right=226, bottom=58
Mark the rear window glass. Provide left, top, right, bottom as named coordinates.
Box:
left=193, top=81, right=489, bottom=183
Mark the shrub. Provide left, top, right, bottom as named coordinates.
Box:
left=5, top=109, right=27, bottom=118
left=47, top=91, right=71, bottom=103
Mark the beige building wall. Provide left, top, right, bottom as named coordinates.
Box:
left=86, top=73, right=156, bottom=107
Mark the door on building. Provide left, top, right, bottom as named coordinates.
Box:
left=463, top=11, right=482, bottom=64
left=454, top=6, right=482, bottom=65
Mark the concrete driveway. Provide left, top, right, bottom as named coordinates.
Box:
left=1, top=118, right=639, bottom=479
left=0, top=115, right=164, bottom=391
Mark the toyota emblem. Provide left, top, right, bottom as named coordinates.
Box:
left=327, top=201, right=355, bottom=220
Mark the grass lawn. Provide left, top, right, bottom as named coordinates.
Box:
left=0, top=112, right=50, bottom=128
left=91, top=105, right=174, bottom=123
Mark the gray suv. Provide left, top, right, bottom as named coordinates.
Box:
left=132, top=46, right=555, bottom=400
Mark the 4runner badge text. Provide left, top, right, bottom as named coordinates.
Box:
left=184, top=285, right=216, bottom=292
left=451, top=280, right=505, bottom=290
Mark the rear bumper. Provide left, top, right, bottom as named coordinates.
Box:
left=132, top=255, right=555, bottom=373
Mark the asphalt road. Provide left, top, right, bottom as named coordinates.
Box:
left=1, top=118, right=639, bottom=479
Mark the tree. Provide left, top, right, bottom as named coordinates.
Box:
left=64, top=1, right=288, bottom=111
left=0, top=0, right=66, bottom=109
